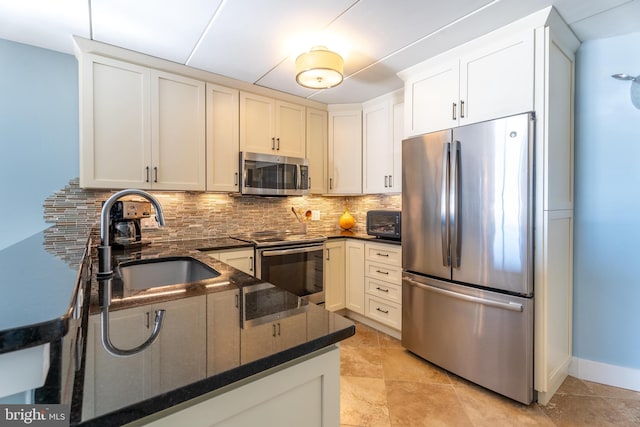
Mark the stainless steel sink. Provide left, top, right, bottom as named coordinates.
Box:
left=118, top=256, right=220, bottom=290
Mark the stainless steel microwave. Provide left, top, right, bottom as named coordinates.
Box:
left=240, top=152, right=309, bottom=196
left=366, top=210, right=401, bottom=240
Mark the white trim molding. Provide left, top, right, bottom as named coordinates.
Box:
left=570, top=357, right=640, bottom=392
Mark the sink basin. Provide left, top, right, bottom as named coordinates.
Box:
left=118, top=256, right=220, bottom=290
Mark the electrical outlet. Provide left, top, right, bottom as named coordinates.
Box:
left=311, top=210, right=320, bottom=221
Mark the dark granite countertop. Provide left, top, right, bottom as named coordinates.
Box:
left=1, top=229, right=361, bottom=426
left=76, top=237, right=354, bottom=426
left=0, top=229, right=85, bottom=354
left=325, top=230, right=402, bottom=245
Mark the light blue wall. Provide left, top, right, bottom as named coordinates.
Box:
left=0, top=39, right=78, bottom=250
left=573, top=32, right=640, bottom=369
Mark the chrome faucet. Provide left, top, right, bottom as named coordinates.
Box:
left=98, top=188, right=166, bottom=276
left=97, top=189, right=166, bottom=357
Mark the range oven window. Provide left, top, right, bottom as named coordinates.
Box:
left=258, top=244, right=324, bottom=303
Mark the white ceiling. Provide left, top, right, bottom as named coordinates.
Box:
left=1, top=0, right=639, bottom=104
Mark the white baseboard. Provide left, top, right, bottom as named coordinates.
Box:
left=570, top=357, right=640, bottom=392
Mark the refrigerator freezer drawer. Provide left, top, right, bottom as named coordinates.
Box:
left=402, top=273, right=533, bottom=404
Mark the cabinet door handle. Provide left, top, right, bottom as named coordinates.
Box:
left=376, top=287, right=389, bottom=293
left=145, top=311, right=150, bottom=329
left=329, top=178, right=333, bottom=190
left=460, top=100, right=465, bottom=118
left=376, top=307, right=389, bottom=314
left=145, top=166, right=150, bottom=183
left=249, top=256, right=253, bottom=272
left=326, top=248, right=330, bottom=261
left=389, top=175, right=393, bottom=187
left=452, top=102, right=457, bottom=120
left=235, top=293, right=239, bottom=308
left=376, top=252, right=389, bottom=257
left=153, top=167, right=158, bottom=183
left=272, top=324, right=277, bottom=337
left=271, top=137, right=275, bottom=150
left=384, top=175, right=389, bottom=187
left=276, top=137, right=280, bottom=150
left=277, top=322, right=281, bottom=336
left=234, top=172, right=238, bottom=186
left=376, top=270, right=389, bottom=275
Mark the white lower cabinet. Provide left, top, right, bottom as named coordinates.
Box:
left=324, top=240, right=345, bottom=312
left=141, top=346, right=340, bottom=427
left=240, top=312, right=307, bottom=364
left=206, top=247, right=255, bottom=275
left=363, top=242, right=402, bottom=331
left=207, top=289, right=241, bottom=375
left=345, top=240, right=365, bottom=314
left=82, top=297, right=206, bottom=419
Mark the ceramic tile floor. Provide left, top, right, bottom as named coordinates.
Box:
left=339, top=321, right=640, bottom=426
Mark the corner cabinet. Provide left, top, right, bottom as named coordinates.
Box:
left=400, top=29, right=534, bottom=136
left=79, top=54, right=206, bottom=190
left=206, top=247, right=254, bottom=276
left=239, top=92, right=306, bottom=158
left=327, top=107, right=362, bottom=195
left=206, top=83, right=240, bottom=192
left=398, top=7, right=578, bottom=405
left=362, top=91, right=403, bottom=194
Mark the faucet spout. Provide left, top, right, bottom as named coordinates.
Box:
left=98, top=188, right=165, bottom=276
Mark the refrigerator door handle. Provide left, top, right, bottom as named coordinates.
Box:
left=450, top=140, right=462, bottom=268
left=441, top=142, right=451, bottom=267
left=404, top=277, right=523, bottom=312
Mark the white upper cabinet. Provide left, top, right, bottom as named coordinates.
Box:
left=327, top=107, right=362, bottom=195
left=79, top=55, right=205, bottom=190
left=239, top=92, right=306, bottom=158
left=401, top=30, right=534, bottom=136
left=206, top=83, right=240, bottom=192
left=306, top=108, right=328, bottom=194
left=151, top=71, right=206, bottom=191
left=362, top=91, right=403, bottom=194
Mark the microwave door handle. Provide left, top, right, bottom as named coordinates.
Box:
left=295, top=164, right=300, bottom=190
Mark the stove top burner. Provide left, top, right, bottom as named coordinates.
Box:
left=230, top=230, right=327, bottom=247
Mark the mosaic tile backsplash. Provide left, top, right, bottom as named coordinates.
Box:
left=44, top=179, right=401, bottom=246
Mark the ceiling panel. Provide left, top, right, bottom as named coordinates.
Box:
left=91, top=0, right=224, bottom=64
left=550, top=0, right=633, bottom=23
left=569, top=0, right=640, bottom=40
left=187, top=0, right=357, bottom=83
left=0, top=0, right=89, bottom=53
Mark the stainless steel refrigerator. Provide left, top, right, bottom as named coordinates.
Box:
left=401, top=112, right=535, bottom=404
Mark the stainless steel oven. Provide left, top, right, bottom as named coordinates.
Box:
left=256, top=242, right=325, bottom=304
left=231, top=231, right=326, bottom=304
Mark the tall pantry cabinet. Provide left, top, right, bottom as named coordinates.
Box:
left=398, top=7, right=578, bottom=405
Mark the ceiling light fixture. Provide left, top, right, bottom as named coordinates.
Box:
left=295, top=46, right=344, bottom=89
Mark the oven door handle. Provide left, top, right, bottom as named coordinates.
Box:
left=261, top=245, right=323, bottom=257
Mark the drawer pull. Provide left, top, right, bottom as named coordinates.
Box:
left=376, top=252, right=390, bottom=257
left=376, top=287, right=389, bottom=293
left=376, top=307, right=389, bottom=314
left=376, top=270, right=389, bottom=275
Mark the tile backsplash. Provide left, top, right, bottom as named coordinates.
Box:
left=44, top=179, right=401, bottom=245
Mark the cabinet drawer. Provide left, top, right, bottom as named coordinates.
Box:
left=365, top=261, right=402, bottom=285
left=365, top=278, right=401, bottom=304
left=365, top=295, right=401, bottom=330
left=365, top=243, right=401, bottom=266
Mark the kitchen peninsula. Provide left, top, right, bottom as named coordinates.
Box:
left=0, top=228, right=354, bottom=426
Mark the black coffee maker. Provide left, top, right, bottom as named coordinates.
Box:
left=109, top=201, right=152, bottom=247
